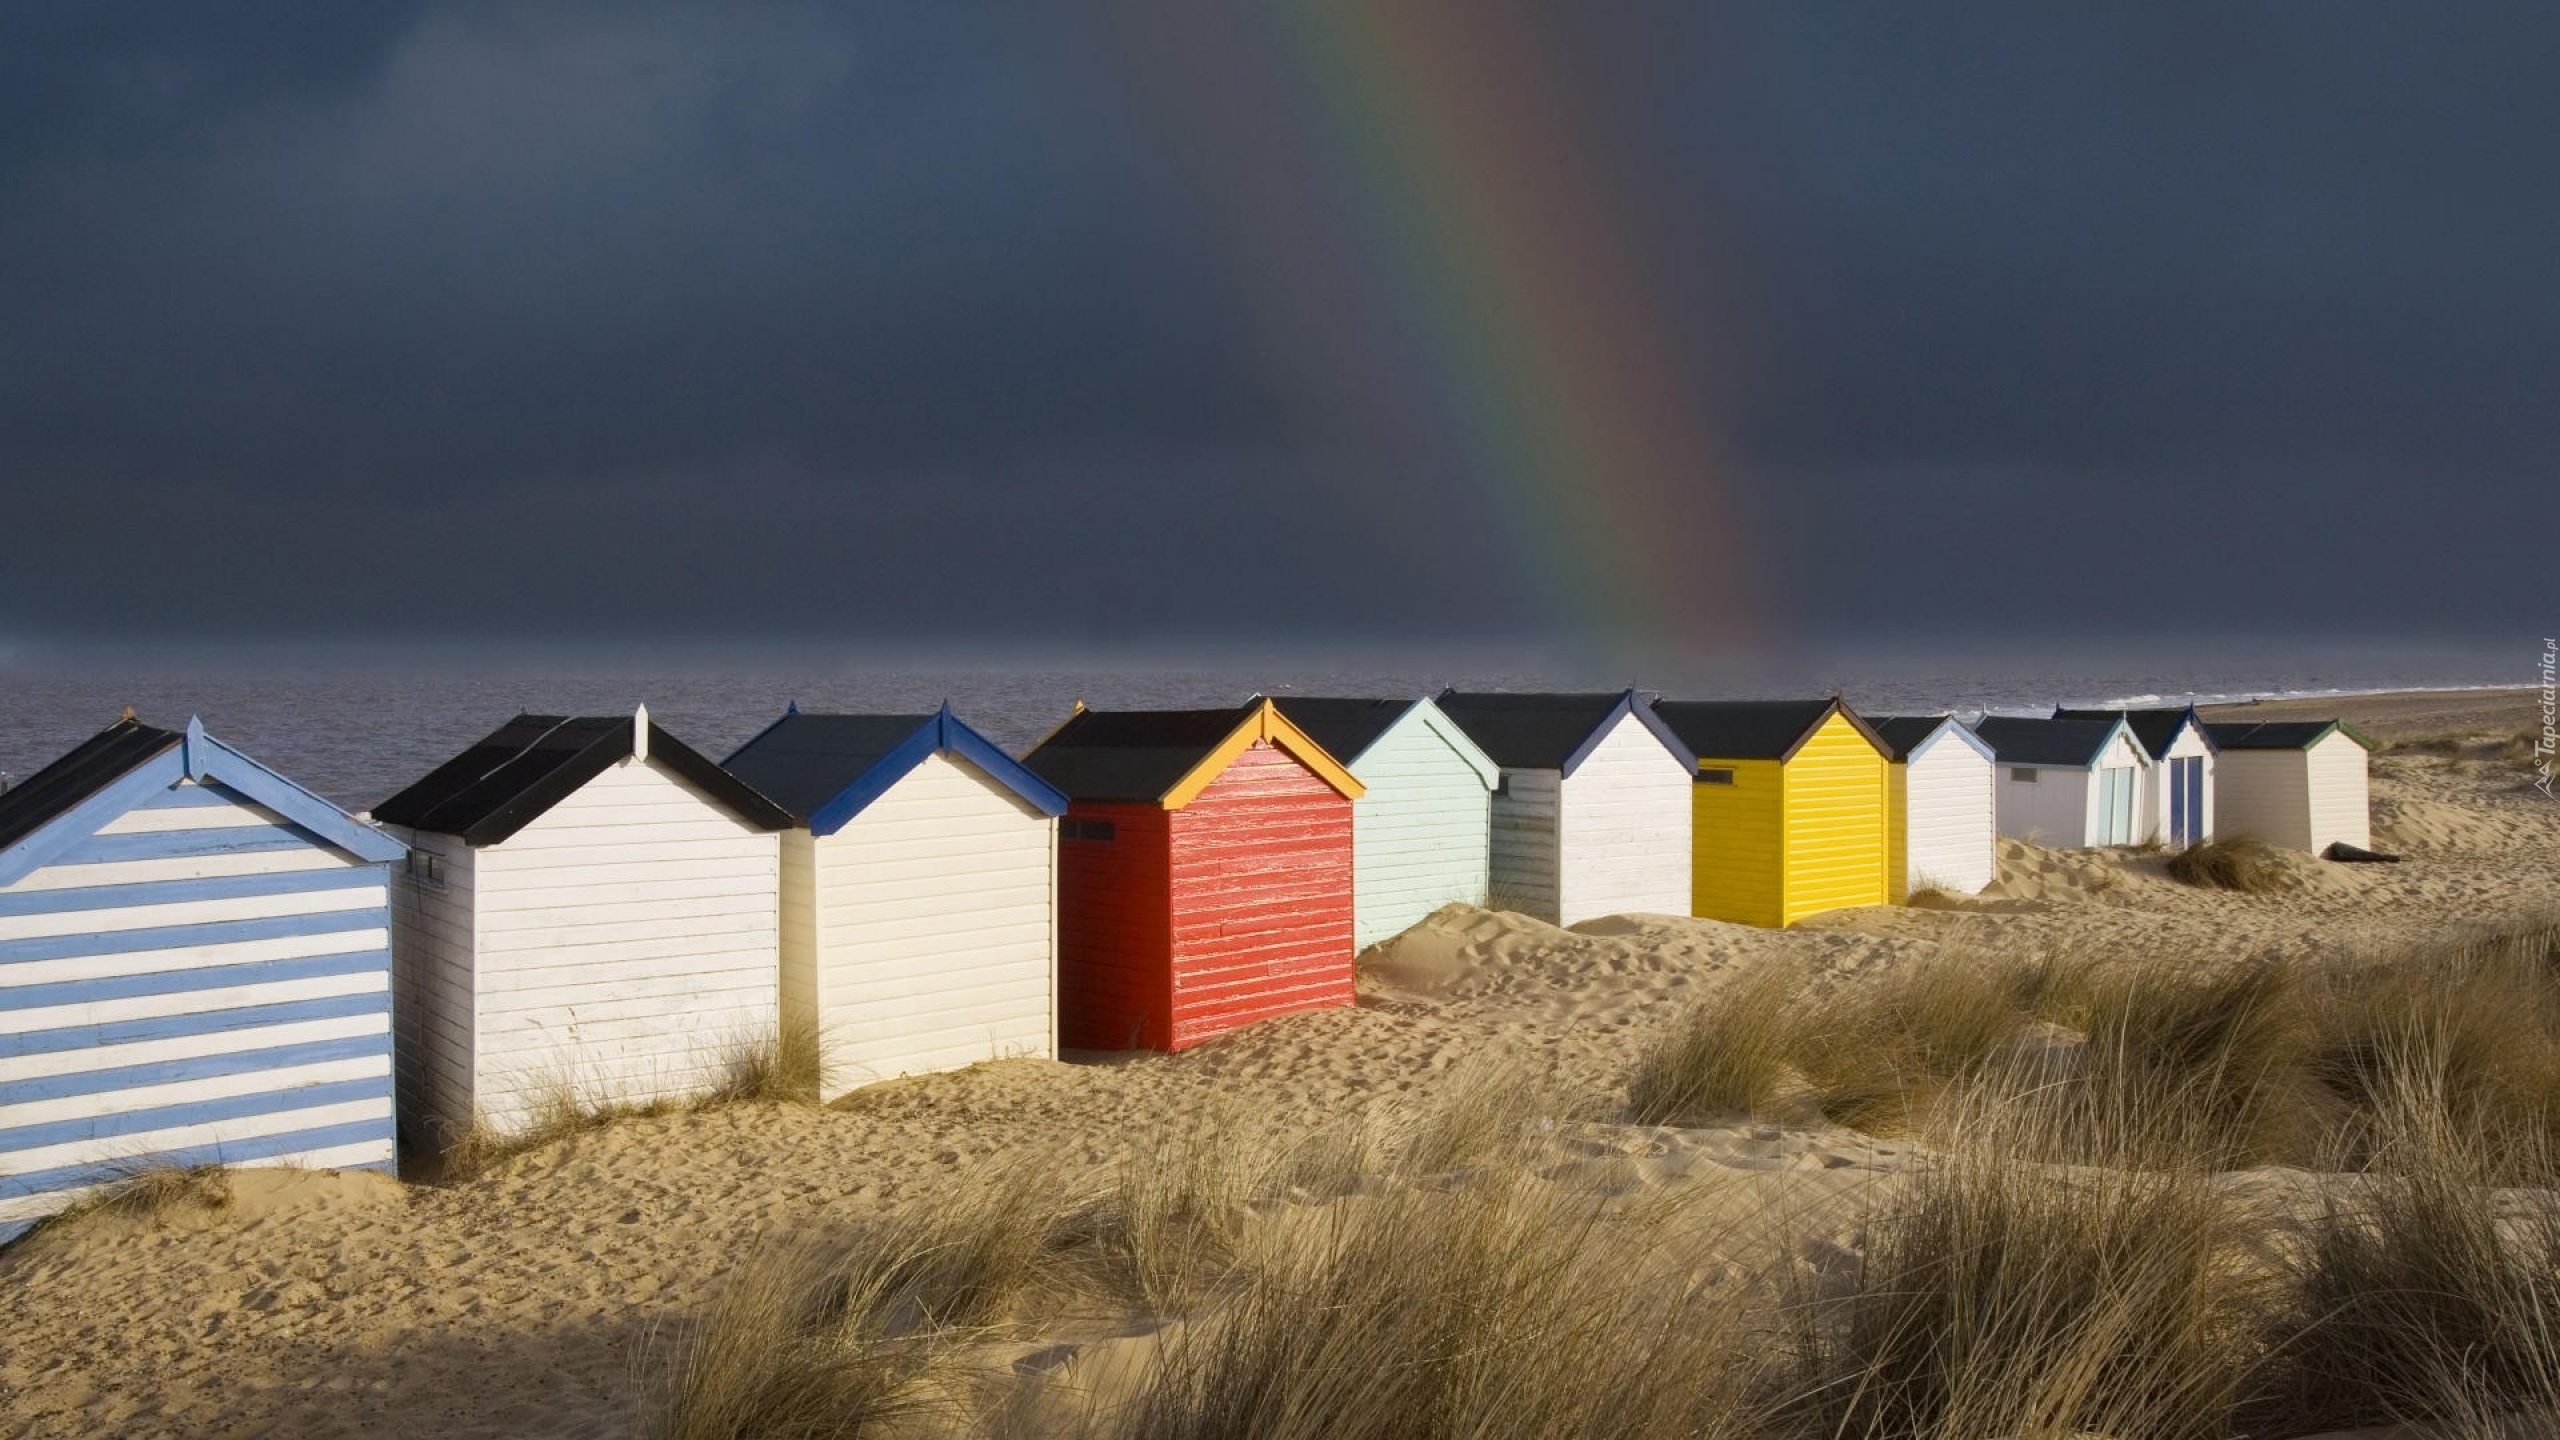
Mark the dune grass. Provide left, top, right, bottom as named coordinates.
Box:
left=436, top=1023, right=828, bottom=1181
left=1789, top=1083, right=2262, bottom=1440
left=2165, top=834, right=2290, bottom=893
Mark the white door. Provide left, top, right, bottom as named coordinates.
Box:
left=2101, top=767, right=2135, bottom=845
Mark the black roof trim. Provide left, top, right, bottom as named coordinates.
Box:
left=1262, top=697, right=1417, bottom=767
left=1973, top=715, right=2132, bottom=769
left=0, top=717, right=183, bottom=852
left=1651, top=697, right=1884, bottom=763
left=373, top=713, right=791, bottom=844
left=1021, top=704, right=1256, bottom=804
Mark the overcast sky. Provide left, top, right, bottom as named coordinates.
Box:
left=1, top=4, right=2549, bottom=659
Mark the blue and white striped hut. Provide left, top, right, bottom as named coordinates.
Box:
left=0, top=712, right=407, bottom=1240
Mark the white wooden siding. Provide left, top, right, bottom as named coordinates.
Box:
left=803, top=752, right=1055, bottom=1100
left=468, top=758, right=779, bottom=1135
left=1995, top=764, right=2087, bottom=845
left=1487, top=768, right=1561, bottom=922
left=2304, top=733, right=2371, bottom=852
left=1902, top=736, right=1997, bottom=895
left=1554, top=715, right=1693, bottom=925
left=2214, top=752, right=2310, bottom=850
left=1346, top=712, right=1492, bottom=949
left=386, top=825, right=478, bottom=1147
left=2218, top=737, right=2368, bottom=852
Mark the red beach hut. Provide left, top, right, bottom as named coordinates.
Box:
left=1021, top=699, right=1365, bottom=1052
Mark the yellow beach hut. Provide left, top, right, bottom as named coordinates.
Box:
left=1650, top=698, right=1892, bottom=928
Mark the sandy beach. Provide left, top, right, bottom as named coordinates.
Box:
left=3, top=686, right=2554, bottom=1438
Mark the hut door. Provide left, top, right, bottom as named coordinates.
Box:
left=2167, top=758, right=2202, bottom=845
left=2100, top=768, right=2135, bottom=845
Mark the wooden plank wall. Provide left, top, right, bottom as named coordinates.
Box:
left=0, top=778, right=395, bottom=1235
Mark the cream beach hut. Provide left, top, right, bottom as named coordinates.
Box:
left=2203, top=720, right=2375, bottom=853
left=1265, top=697, right=1499, bottom=949
left=2055, top=706, right=2216, bottom=848
left=372, top=709, right=792, bottom=1146
left=0, top=714, right=407, bottom=1240
left=1868, top=715, right=2000, bottom=900
left=721, top=704, right=1068, bottom=1100
left=1972, top=715, right=2150, bottom=848
left=1432, top=691, right=1693, bottom=926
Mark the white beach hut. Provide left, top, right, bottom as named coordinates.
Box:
left=1972, top=715, right=2151, bottom=848
left=372, top=709, right=792, bottom=1146
left=2203, top=720, right=2375, bottom=854
left=2056, top=706, right=2216, bottom=847
left=1432, top=691, right=1694, bottom=926
left=0, top=714, right=408, bottom=1240
left=1868, top=715, right=1999, bottom=899
left=1266, top=697, right=1499, bottom=949
left=721, top=704, right=1068, bottom=1101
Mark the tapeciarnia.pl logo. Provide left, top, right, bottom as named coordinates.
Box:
left=2537, top=636, right=2556, bottom=799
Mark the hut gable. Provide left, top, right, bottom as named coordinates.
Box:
left=1866, top=716, right=1999, bottom=900
left=1655, top=698, right=1891, bottom=927
left=1431, top=691, right=1691, bottom=926
left=1976, top=716, right=2148, bottom=848
left=0, top=716, right=405, bottom=1238
left=1268, top=698, right=1498, bottom=949
left=723, top=707, right=1065, bottom=1098
left=2206, top=721, right=2372, bottom=852
left=1025, top=701, right=1358, bottom=1052
left=2057, top=707, right=2217, bottom=846
left=374, top=708, right=789, bottom=844
left=378, top=709, right=786, bottom=1141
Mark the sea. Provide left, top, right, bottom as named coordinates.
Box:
left=0, top=634, right=2530, bottom=811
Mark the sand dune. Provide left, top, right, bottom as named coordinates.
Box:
left=4, top=688, right=2555, bottom=1438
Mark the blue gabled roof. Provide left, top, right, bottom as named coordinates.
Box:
left=723, top=702, right=1069, bottom=836
left=0, top=715, right=406, bottom=888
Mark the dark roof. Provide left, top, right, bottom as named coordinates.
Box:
left=722, top=713, right=937, bottom=820
left=2053, top=706, right=2203, bottom=761
left=374, top=712, right=792, bottom=845
left=721, top=707, right=1068, bottom=830
left=1651, top=698, right=1882, bottom=762
left=1972, top=716, right=2132, bottom=769
left=1867, top=715, right=1956, bottom=762
left=0, top=716, right=183, bottom=852
left=2205, top=720, right=2375, bottom=752
left=1432, top=690, right=1686, bottom=772
left=1263, top=697, right=1416, bottom=767
left=1021, top=704, right=1255, bottom=804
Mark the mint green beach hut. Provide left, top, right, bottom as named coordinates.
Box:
left=1268, top=697, right=1499, bottom=950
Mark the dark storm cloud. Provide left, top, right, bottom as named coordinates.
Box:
left=0, top=4, right=2549, bottom=647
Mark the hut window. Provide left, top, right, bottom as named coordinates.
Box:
left=1697, top=768, right=1735, bottom=786
left=2012, top=768, right=2038, bottom=783
left=406, top=850, right=445, bottom=888
left=1063, top=819, right=1117, bottom=842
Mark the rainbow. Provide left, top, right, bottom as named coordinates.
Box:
left=1096, top=0, right=1771, bottom=662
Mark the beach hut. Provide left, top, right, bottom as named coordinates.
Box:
left=1973, top=715, right=2150, bottom=847
left=721, top=704, right=1068, bottom=1099
left=372, top=709, right=792, bottom=1145
left=1021, top=699, right=1363, bottom=1052
left=1432, top=691, right=1693, bottom=926
left=2202, top=720, right=2375, bottom=853
left=0, top=713, right=408, bottom=1240
left=1651, top=698, right=1892, bottom=928
left=2055, top=706, right=2217, bottom=847
left=1265, top=697, right=1499, bottom=950
left=1868, top=715, right=2000, bottom=901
